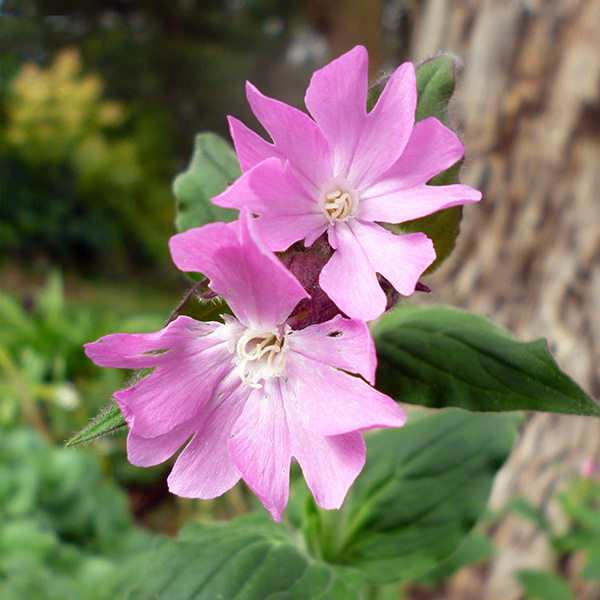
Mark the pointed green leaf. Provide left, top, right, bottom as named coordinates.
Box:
left=66, top=399, right=126, bottom=447
left=333, top=410, right=519, bottom=583
left=372, top=306, right=600, bottom=416
left=414, top=55, right=457, bottom=125
left=124, top=515, right=364, bottom=600
left=173, top=132, right=241, bottom=233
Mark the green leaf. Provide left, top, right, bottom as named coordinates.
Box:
left=173, top=132, right=241, bottom=233
left=124, top=515, right=364, bottom=600
left=332, top=410, right=519, bottom=584
left=414, top=55, right=457, bottom=125
left=517, top=570, right=573, bottom=600
left=372, top=306, right=600, bottom=416
left=411, top=529, right=496, bottom=584
left=66, top=400, right=126, bottom=447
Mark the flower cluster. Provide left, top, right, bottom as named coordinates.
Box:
left=85, top=46, right=481, bottom=521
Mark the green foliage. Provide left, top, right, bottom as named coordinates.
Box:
left=0, top=271, right=165, bottom=441
left=1, top=48, right=174, bottom=271
left=372, top=306, right=600, bottom=416
left=516, top=570, right=573, bottom=600
left=326, top=410, right=519, bottom=584
left=123, top=515, right=365, bottom=600
left=0, top=427, right=151, bottom=600
left=174, top=133, right=241, bottom=234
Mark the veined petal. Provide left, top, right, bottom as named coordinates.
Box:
left=168, top=375, right=248, bottom=499
left=351, top=219, right=436, bottom=296
left=169, top=210, right=308, bottom=330
left=84, top=316, right=220, bottom=370
left=382, top=117, right=468, bottom=187
left=212, top=158, right=327, bottom=251
left=113, top=330, right=232, bottom=438
left=359, top=182, right=482, bottom=224
left=229, top=379, right=291, bottom=522
left=85, top=317, right=231, bottom=438
left=305, top=46, right=368, bottom=177
left=319, top=222, right=388, bottom=321
left=285, top=352, right=406, bottom=437
left=126, top=415, right=200, bottom=467
left=287, top=409, right=366, bottom=511
left=245, top=82, right=332, bottom=192
left=228, top=115, right=279, bottom=173
left=350, top=62, right=417, bottom=189
left=286, top=314, right=377, bottom=384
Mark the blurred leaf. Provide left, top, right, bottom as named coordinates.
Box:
left=124, top=515, right=365, bottom=600
left=174, top=132, right=241, bottom=234
left=332, top=410, right=519, bottom=584
left=411, top=530, right=496, bottom=584
left=517, top=570, right=573, bottom=600
left=373, top=306, right=600, bottom=416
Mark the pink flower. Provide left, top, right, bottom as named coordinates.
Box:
left=213, top=46, right=482, bottom=321
left=85, top=210, right=405, bottom=521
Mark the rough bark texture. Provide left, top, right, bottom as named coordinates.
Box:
left=408, top=1, right=600, bottom=598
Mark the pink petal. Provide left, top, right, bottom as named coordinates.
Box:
left=385, top=117, right=468, bottom=187
left=245, top=82, right=332, bottom=193
left=287, top=408, right=366, bottom=510
left=351, top=219, right=436, bottom=296
left=168, top=376, right=248, bottom=499
left=113, top=332, right=232, bottom=438
left=304, top=46, right=369, bottom=177
left=286, top=314, right=377, bottom=384
left=229, top=380, right=291, bottom=522
left=84, top=316, right=220, bottom=370
left=319, top=222, right=388, bottom=321
left=285, top=351, right=406, bottom=437
left=126, top=415, right=200, bottom=467
left=359, top=183, right=481, bottom=224
left=228, top=115, right=278, bottom=173
left=350, top=62, right=417, bottom=189
left=169, top=210, right=308, bottom=330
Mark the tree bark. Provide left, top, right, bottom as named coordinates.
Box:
left=409, top=1, right=600, bottom=598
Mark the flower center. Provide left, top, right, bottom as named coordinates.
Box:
left=324, top=189, right=354, bottom=220
left=320, top=179, right=358, bottom=223
left=235, top=329, right=286, bottom=388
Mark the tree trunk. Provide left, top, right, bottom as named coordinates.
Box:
left=409, top=1, right=600, bottom=598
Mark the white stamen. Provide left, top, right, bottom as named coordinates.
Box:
left=236, top=330, right=285, bottom=388
left=323, top=189, right=354, bottom=221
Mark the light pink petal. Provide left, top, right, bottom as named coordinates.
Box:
left=382, top=117, right=468, bottom=187
left=169, top=210, right=308, bottom=330
left=245, top=82, right=332, bottom=192
left=319, top=222, right=388, bottom=321
left=304, top=46, right=368, bottom=177
left=287, top=404, right=366, bottom=510
left=351, top=219, right=436, bottom=296
left=350, top=62, right=417, bottom=188
left=126, top=415, right=200, bottom=467
left=113, top=333, right=232, bottom=438
left=228, top=379, right=291, bottom=522
left=228, top=115, right=279, bottom=173
left=285, top=351, right=406, bottom=437
left=168, top=375, right=248, bottom=499
left=286, top=314, right=377, bottom=384
left=359, top=183, right=481, bottom=224
left=84, top=316, right=219, bottom=370
left=252, top=216, right=328, bottom=252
